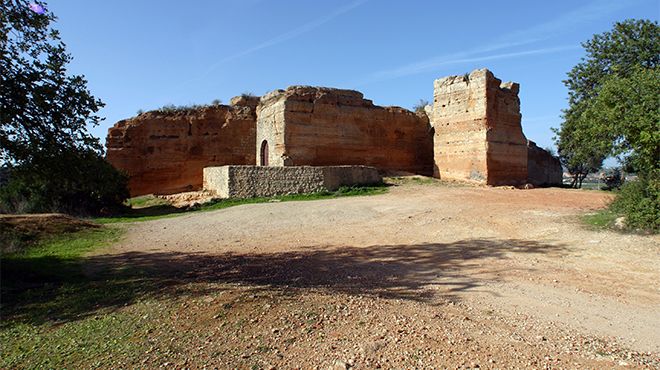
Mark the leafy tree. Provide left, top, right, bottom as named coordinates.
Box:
left=554, top=118, right=608, bottom=188
left=555, top=19, right=659, bottom=230
left=579, top=67, right=659, bottom=175
left=1, top=0, right=128, bottom=215
left=554, top=19, right=659, bottom=188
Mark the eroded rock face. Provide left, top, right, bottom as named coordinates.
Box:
left=432, top=69, right=528, bottom=186
left=106, top=101, right=257, bottom=196
left=527, top=140, right=563, bottom=187
left=256, top=86, right=434, bottom=175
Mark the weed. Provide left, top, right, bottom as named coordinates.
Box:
left=126, top=194, right=170, bottom=208
left=582, top=210, right=619, bottom=230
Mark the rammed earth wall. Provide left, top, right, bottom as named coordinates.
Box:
left=106, top=96, right=258, bottom=196
left=432, top=69, right=528, bottom=186
left=256, top=86, right=434, bottom=175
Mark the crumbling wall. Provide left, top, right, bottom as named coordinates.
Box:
left=257, top=86, right=434, bottom=175
left=527, top=141, right=563, bottom=186
left=432, top=68, right=527, bottom=185
left=106, top=96, right=258, bottom=196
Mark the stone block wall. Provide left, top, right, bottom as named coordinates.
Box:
left=106, top=97, right=258, bottom=196
left=527, top=141, right=563, bottom=186
left=203, top=165, right=382, bottom=198
left=432, top=69, right=528, bottom=186
left=257, top=86, right=434, bottom=175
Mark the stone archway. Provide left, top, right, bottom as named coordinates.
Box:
left=260, top=140, right=269, bottom=166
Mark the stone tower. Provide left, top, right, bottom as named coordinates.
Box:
left=432, top=68, right=528, bottom=186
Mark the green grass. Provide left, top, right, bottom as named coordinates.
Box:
left=96, top=185, right=388, bottom=224
left=0, top=225, right=154, bottom=368
left=11, top=227, right=122, bottom=260
left=126, top=194, right=170, bottom=208
left=582, top=209, right=620, bottom=230
left=1, top=308, right=150, bottom=368
left=1, top=227, right=123, bottom=287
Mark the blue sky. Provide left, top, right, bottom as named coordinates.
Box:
left=48, top=0, right=658, bottom=151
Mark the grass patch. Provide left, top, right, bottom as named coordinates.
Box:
left=1, top=226, right=124, bottom=304
left=96, top=185, right=388, bottom=224
left=582, top=209, right=620, bottom=230
left=0, top=225, right=156, bottom=368
left=1, top=308, right=149, bottom=368
left=126, top=194, right=170, bottom=208
left=8, top=227, right=122, bottom=260
left=0, top=214, right=99, bottom=254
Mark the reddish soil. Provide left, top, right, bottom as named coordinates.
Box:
left=99, top=182, right=660, bottom=368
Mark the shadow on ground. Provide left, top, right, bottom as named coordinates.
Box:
left=1, top=238, right=565, bottom=326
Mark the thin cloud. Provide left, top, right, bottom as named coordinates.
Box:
left=353, top=0, right=637, bottom=86
left=499, top=0, right=636, bottom=44
left=186, top=0, right=367, bottom=86
left=217, top=0, right=367, bottom=64
left=354, top=45, right=578, bottom=86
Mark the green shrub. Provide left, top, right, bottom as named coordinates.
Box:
left=610, top=176, right=659, bottom=231
left=0, top=150, right=129, bottom=216
left=412, top=99, right=430, bottom=113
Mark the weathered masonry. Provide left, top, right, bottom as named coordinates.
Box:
left=527, top=140, right=563, bottom=186
left=106, top=68, right=563, bottom=197
left=256, top=86, right=434, bottom=175
left=204, top=165, right=381, bottom=198
left=430, top=69, right=528, bottom=186
left=106, top=96, right=258, bottom=196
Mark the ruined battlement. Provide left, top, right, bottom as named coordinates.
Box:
left=259, top=86, right=372, bottom=108
left=256, top=85, right=434, bottom=174
left=106, top=98, right=258, bottom=196
left=432, top=68, right=528, bottom=186
left=106, top=68, right=561, bottom=196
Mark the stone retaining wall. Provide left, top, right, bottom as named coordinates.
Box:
left=203, top=165, right=382, bottom=198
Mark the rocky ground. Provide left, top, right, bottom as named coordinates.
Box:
left=88, top=180, right=659, bottom=368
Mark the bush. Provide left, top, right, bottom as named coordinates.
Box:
left=0, top=150, right=129, bottom=216
left=610, top=176, right=659, bottom=231
left=412, top=99, right=430, bottom=113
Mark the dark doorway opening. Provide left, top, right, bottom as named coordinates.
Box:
left=260, top=140, right=269, bottom=166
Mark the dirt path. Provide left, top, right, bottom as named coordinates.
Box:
left=103, top=183, right=660, bottom=368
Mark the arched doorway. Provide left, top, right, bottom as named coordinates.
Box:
left=260, top=140, right=269, bottom=166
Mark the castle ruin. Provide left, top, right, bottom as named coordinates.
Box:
left=106, top=68, right=562, bottom=197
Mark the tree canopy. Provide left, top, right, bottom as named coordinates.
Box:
left=554, top=19, right=659, bottom=187
left=1, top=0, right=128, bottom=214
